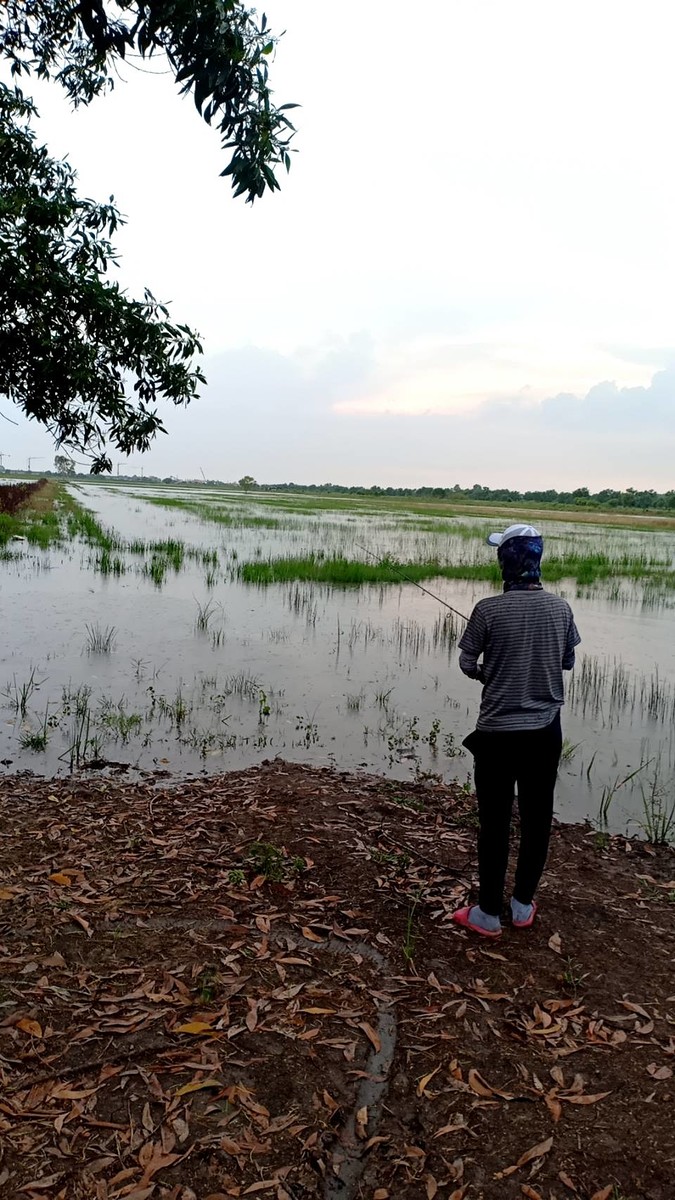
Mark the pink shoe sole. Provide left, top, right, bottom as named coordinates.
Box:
left=452, top=906, right=502, bottom=939
left=512, top=900, right=538, bottom=929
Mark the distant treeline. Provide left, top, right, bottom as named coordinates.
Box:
left=4, top=471, right=674, bottom=511
left=256, top=482, right=675, bottom=511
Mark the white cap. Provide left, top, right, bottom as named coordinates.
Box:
left=486, top=522, right=541, bottom=547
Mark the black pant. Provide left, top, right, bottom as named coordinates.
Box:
left=464, top=713, right=562, bottom=917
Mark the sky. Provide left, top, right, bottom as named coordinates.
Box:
left=3, top=0, right=675, bottom=489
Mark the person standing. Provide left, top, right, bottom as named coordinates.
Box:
left=452, top=524, right=581, bottom=938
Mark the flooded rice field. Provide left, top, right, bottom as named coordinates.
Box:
left=2, top=482, right=675, bottom=836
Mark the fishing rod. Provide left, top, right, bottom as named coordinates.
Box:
left=355, top=543, right=470, bottom=622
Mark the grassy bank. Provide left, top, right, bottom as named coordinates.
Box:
left=0, top=479, right=62, bottom=548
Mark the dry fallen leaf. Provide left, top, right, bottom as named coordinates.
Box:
left=42, top=952, right=66, bottom=967
left=355, top=1105, right=368, bottom=1139
left=417, top=1066, right=442, bottom=1097
left=620, top=1000, right=650, bottom=1018
left=426, top=1173, right=438, bottom=1199
left=359, top=1021, right=382, bottom=1053
left=558, top=1170, right=577, bottom=1192
left=548, top=932, right=562, bottom=954
left=174, top=1077, right=222, bottom=1097
left=172, top=1116, right=190, bottom=1144
left=495, top=1136, right=554, bottom=1178
left=137, top=1140, right=180, bottom=1183
left=48, top=873, right=72, bottom=886
left=301, top=926, right=325, bottom=942
left=71, top=913, right=92, bottom=936
left=468, top=1067, right=513, bottom=1100
left=433, top=1121, right=467, bottom=1138
left=363, top=1135, right=389, bottom=1151
left=521, top=1187, right=544, bottom=1200
left=590, top=1188, right=613, bottom=1200
left=647, top=1063, right=673, bottom=1080
left=468, top=1067, right=495, bottom=1098
left=175, top=1020, right=214, bottom=1034
left=16, top=1017, right=43, bottom=1038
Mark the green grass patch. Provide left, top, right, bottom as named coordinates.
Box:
left=237, top=552, right=675, bottom=588
left=64, top=497, right=116, bottom=549
left=239, top=555, right=501, bottom=586
left=140, top=495, right=283, bottom=530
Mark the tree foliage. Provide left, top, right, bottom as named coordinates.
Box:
left=0, top=2, right=295, bottom=470
left=0, top=0, right=296, bottom=201
left=238, top=474, right=256, bottom=490
left=1, top=85, right=205, bottom=472
left=54, top=453, right=76, bottom=474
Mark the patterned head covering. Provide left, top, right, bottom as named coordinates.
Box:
left=497, top=535, right=544, bottom=592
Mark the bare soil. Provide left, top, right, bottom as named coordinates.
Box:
left=1, top=761, right=674, bottom=1200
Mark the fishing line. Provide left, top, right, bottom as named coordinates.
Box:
left=354, top=543, right=470, bottom=623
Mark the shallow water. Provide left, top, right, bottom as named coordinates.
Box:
left=1, top=484, right=674, bottom=835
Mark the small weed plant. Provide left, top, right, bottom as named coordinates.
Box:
left=639, top=775, right=675, bottom=845
left=248, top=842, right=306, bottom=883
left=562, top=956, right=588, bottom=996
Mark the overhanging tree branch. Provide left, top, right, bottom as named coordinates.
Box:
left=0, top=0, right=297, bottom=201
left=0, top=84, right=205, bottom=472
left=0, top=3, right=296, bottom=470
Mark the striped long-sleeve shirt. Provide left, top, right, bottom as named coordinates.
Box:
left=458, top=589, right=581, bottom=731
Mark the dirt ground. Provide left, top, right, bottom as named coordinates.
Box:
left=1, top=761, right=674, bottom=1200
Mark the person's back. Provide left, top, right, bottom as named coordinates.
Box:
left=452, top=523, right=581, bottom=941
left=460, top=589, right=578, bottom=731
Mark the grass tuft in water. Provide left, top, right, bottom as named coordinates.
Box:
left=84, top=624, right=117, bottom=654
left=223, top=671, right=260, bottom=701
left=20, top=705, right=52, bottom=752
left=195, top=598, right=217, bottom=633
left=96, top=549, right=126, bottom=575
left=2, top=666, right=45, bottom=716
